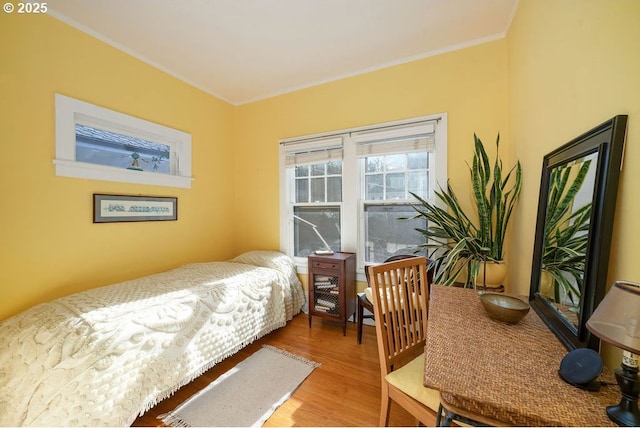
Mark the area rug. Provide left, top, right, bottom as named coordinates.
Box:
left=159, top=345, right=320, bottom=427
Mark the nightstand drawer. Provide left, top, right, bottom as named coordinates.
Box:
left=311, top=260, right=339, bottom=270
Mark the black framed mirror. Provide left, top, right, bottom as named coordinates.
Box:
left=529, top=115, right=628, bottom=351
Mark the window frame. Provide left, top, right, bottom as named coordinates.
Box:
left=281, top=136, right=346, bottom=262
left=358, top=149, right=435, bottom=266
left=279, top=113, right=447, bottom=280
left=54, top=93, right=193, bottom=188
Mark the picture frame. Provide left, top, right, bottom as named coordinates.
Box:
left=93, top=194, right=178, bottom=223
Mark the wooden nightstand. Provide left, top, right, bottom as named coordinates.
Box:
left=308, top=252, right=356, bottom=335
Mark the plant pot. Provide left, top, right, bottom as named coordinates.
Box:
left=539, top=270, right=554, bottom=298
left=456, top=260, right=507, bottom=288
left=475, top=261, right=507, bottom=288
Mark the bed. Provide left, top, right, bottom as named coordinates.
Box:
left=0, top=250, right=305, bottom=426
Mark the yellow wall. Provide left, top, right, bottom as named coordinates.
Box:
left=0, top=14, right=235, bottom=320
left=233, top=39, right=510, bottom=263
left=507, top=0, right=640, bottom=366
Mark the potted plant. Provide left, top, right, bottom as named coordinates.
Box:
left=407, top=133, right=522, bottom=287
left=539, top=158, right=592, bottom=307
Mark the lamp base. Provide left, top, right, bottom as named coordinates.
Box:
left=607, top=364, right=640, bottom=427
left=606, top=404, right=640, bottom=427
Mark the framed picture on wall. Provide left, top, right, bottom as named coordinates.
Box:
left=93, top=194, right=178, bottom=223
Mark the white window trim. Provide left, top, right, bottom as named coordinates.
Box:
left=54, top=94, right=193, bottom=188
left=279, top=113, right=447, bottom=280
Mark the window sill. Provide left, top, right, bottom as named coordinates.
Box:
left=53, top=159, right=193, bottom=188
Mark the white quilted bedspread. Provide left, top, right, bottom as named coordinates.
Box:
left=0, top=252, right=304, bottom=426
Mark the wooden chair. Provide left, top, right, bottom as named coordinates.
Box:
left=358, top=255, right=433, bottom=344
left=368, top=256, right=439, bottom=426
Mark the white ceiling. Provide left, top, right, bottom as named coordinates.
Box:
left=48, top=0, right=518, bottom=105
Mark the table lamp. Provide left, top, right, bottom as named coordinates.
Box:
left=292, top=215, right=334, bottom=255
left=586, top=281, right=640, bottom=427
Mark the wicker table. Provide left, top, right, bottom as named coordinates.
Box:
left=424, top=285, right=619, bottom=426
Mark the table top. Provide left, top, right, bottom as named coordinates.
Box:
left=423, top=285, right=619, bottom=426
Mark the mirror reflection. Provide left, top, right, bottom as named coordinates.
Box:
left=538, top=152, right=597, bottom=331
left=529, top=114, right=627, bottom=351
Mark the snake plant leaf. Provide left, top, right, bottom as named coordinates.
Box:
left=406, top=133, right=522, bottom=287
left=541, top=158, right=593, bottom=302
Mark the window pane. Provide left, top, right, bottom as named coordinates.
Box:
left=408, top=171, right=428, bottom=198
left=366, top=174, right=384, bottom=200
left=408, top=152, right=428, bottom=170
left=327, top=177, right=342, bottom=202
left=310, top=163, right=325, bottom=176
left=327, top=160, right=342, bottom=175
left=384, top=154, right=406, bottom=172
left=310, top=177, right=325, bottom=202
left=366, top=156, right=384, bottom=173
left=294, top=206, right=341, bottom=257
left=295, top=165, right=309, bottom=177
left=295, top=178, right=309, bottom=203
left=364, top=204, right=426, bottom=263
left=386, top=173, right=406, bottom=199
left=75, top=124, right=170, bottom=174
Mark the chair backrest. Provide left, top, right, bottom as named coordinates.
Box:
left=367, top=256, right=429, bottom=376
left=365, top=254, right=434, bottom=290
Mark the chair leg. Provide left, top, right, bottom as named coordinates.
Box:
left=436, top=404, right=458, bottom=427
left=379, top=384, right=391, bottom=426
left=357, top=298, right=364, bottom=344
left=441, top=410, right=454, bottom=427
left=436, top=404, right=443, bottom=426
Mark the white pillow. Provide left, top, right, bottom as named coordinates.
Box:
left=230, top=250, right=300, bottom=286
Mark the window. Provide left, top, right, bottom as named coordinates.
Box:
left=279, top=114, right=447, bottom=277
left=75, top=125, right=171, bottom=173
left=54, top=94, right=192, bottom=188
left=282, top=137, right=344, bottom=257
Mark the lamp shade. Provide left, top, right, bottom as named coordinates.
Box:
left=586, top=281, right=640, bottom=355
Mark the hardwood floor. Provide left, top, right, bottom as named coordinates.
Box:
left=132, top=314, right=437, bottom=427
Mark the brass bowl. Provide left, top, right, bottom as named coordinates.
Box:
left=479, top=293, right=530, bottom=324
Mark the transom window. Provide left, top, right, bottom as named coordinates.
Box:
left=279, top=114, right=447, bottom=277
left=54, top=94, right=192, bottom=188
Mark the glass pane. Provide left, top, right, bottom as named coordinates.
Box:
left=310, top=177, right=325, bottom=202
left=408, top=171, right=428, bottom=198
left=384, top=154, right=406, bottom=172
left=366, top=174, right=384, bottom=200
left=295, top=165, right=309, bottom=177
left=327, top=160, right=342, bottom=175
left=386, top=173, right=406, bottom=199
left=364, top=204, right=426, bottom=263
left=75, top=124, right=170, bottom=174
left=408, top=152, right=428, bottom=170
left=327, top=177, right=342, bottom=202
left=293, top=206, right=341, bottom=257
left=295, top=178, right=309, bottom=203
left=366, top=156, right=384, bottom=173
left=310, top=163, right=325, bottom=176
